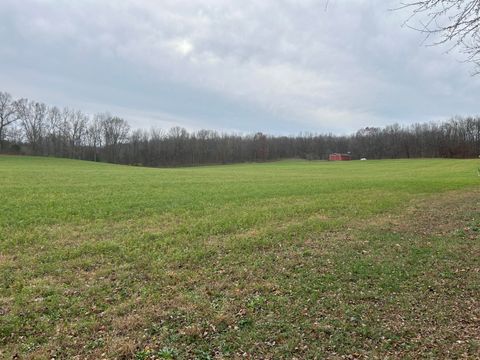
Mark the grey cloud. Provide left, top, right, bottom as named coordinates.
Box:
left=0, top=0, right=479, bottom=134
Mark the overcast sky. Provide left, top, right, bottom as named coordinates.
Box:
left=1, top=0, right=479, bottom=134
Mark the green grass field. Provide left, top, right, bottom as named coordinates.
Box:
left=1, top=156, right=479, bottom=359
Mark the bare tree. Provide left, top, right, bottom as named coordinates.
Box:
left=253, top=132, right=268, bottom=161
left=401, top=1, right=480, bottom=73
left=17, top=99, right=47, bottom=155
left=0, top=92, right=20, bottom=151
left=100, top=114, right=130, bottom=163
left=87, top=114, right=103, bottom=162
left=45, top=106, right=64, bottom=156
left=62, top=109, right=88, bottom=158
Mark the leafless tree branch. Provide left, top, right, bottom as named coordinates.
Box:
left=400, top=0, right=480, bottom=74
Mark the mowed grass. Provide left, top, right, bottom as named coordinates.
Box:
left=0, top=156, right=479, bottom=359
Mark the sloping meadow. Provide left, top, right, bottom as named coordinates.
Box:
left=0, top=157, right=479, bottom=359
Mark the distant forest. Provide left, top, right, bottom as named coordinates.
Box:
left=1, top=91, right=479, bottom=166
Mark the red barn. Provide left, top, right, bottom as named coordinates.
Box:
left=329, top=153, right=352, bottom=161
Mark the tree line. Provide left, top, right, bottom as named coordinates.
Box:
left=1, top=91, right=479, bottom=166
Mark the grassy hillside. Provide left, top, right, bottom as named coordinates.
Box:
left=1, top=156, right=479, bottom=359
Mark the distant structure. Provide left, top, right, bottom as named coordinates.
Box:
left=329, top=153, right=352, bottom=161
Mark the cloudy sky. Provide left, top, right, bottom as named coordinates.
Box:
left=1, top=0, right=479, bottom=134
